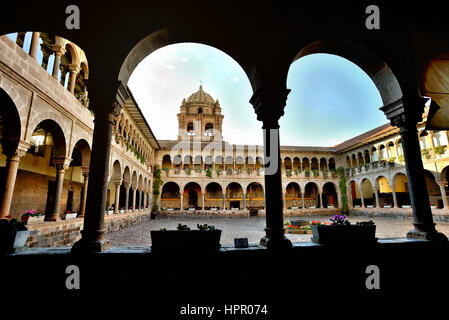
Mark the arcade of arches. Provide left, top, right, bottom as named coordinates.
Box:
left=2, top=6, right=449, bottom=252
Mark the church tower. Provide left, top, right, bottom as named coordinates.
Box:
left=177, top=85, right=224, bottom=141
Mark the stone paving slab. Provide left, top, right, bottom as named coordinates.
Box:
left=104, top=215, right=449, bottom=247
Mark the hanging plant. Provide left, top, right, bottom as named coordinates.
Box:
left=152, top=164, right=163, bottom=211
left=336, top=167, right=348, bottom=213
left=286, top=169, right=292, bottom=177
left=205, top=167, right=212, bottom=178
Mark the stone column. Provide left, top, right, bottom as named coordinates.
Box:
left=222, top=193, right=226, bottom=210
left=46, top=157, right=71, bottom=221
left=301, top=192, right=305, bottom=209
left=319, top=193, right=324, bottom=208
left=250, top=87, right=292, bottom=249
left=436, top=180, right=449, bottom=209
left=51, top=45, right=66, bottom=79
left=360, top=189, right=365, bottom=208
left=68, top=65, right=80, bottom=94
left=389, top=184, right=397, bottom=208
left=132, top=186, right=137, bottom=212
left=374, top=186, right=380, bottom=208
left=282, top=192, right=286, bottom=210
left=380, top=97, right=447, bottom=241
left=79, top=167, right=89, bottom=218
left=124, top=182, right=130, bottom=213
left=243, top=192, right=247, bottom=210
left=180, top=192, right=184, bottom=211
left=29, top=32, right=40, bottom=58
left=72, top=103, right=121, bottom=253
left=202, top=192, right=205, bottom=211
left=337, top=190, right=342, bottom=209
left=113, top=180, right=121, bottom=214
left=0, top=140, right=30, bottom=219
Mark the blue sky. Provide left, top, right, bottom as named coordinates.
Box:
left=128, top=43, right=386, bottom=146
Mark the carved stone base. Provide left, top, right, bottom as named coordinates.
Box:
left=71, top=239, right=110, bottom=254
left=260, top=233, right=292, bottom=249
left=406, top=230, right=448, bottom=241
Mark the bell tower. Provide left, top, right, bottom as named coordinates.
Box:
left=177, top=85, right=224, bottom=142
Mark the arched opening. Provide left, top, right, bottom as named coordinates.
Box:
left=302, top=157, right=310, bottom=172
left=162, top=154, right=172, bottom=170
left=393, top=173, right=410, bottom=208
left=423, top=171, right=441, bottom=208
left=304, top=182, right=319, bottom=208
left=225, top=156, right=234, bottom=172
left=376, top=176, right=393, bottom=208
left=293, top=157, right=301, bottom=171
left=122, top=166, right=131, bottom=211
left=225, top=182, right=243, bottom=210
left=284, top=157, right=292, bottom=171
left=68, top=139, right=91, bottom=214
left=364, top=149, right=371, bottom=164
left=319, top=158, right=327, bottom=171
left=350, top=180, right=362, bottom=207
left=346, top=156, right=351, bottom=168
left=205, top=123, right=213, bottom=137
left=161, top=182, right=181, bottom=210
left=205, top=182, right=222, bottom=210
left=387, top=141, right=396, bottom=160
left=235, top=156, right=244, bottom=170
left=357, top=152, right=364, bottom=167
left=183, top=182, right=201, bottom=210
left=285, top=182, right=301, bottom=209
left=360, top=178, right=374, bottom=207
left=183, top=155, right=192, bottom=169
left=246, top=182, right=264, bottom=209
left=194, top=155, right=203, bottom=171
left=328, top=158, right=336, bottom=170
left=322, top=182, right=338, bottom=208
left=371, top=147, right=378, bottom=161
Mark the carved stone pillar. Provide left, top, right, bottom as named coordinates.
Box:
left=124, top=182, right=130, bottom=213
left=78, top=167, right=89, bottom=218
left=301, top=192, right=305, bottom=209
left=436, top=180, right=449, bottom=209
left=72, top=101, right=121, bottom=253
left=132, top=186, right=137, bottom=212
left=250, top=87, right=292, bottom=249
left=243, top=192, right=247, bottom=210
left=0, top=140, right=31, bottom=219
left=68, top=65, right=80, bottom=94
left=380, top=97, right=447, bottom=241
left=51, top=45, right=66, bottom=79
left=374, top=185, right=380, bottom=208
left=46, top=157, right=71, bottom=221
left=319, top=193, right=324, bottom=208
left=389, top=184, right=398, bottom=208
left=29, top=32, right=40, bottom=58
left=114, top=179, right=122, bottom=214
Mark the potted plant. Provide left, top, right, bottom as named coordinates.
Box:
left=21, top=209, right=44, bottom=225
left=310, top=215, right=376, bottom=245
left=0, top=216, right=30, bottom=254
left=285, top=169, right=292, bottom=177
left=150, top=223, right=222, bottom=251
left=430, top=202, right=437, bottom=209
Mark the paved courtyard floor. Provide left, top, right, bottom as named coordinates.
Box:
left=104, top=215, right=449, bottom=247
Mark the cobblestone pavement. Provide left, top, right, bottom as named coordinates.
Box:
left=104, top=215, right=449, bottom=247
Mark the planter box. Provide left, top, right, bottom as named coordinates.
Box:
left=119, top=209, right=125, bottom=214
left=27, top=215, right=45, bottom=225
left=188, top=208, right=195, bottom=211
left=288, top=229, right=312, bottom=234
left=311, top=224, right=377, bottom=245
left=354, top=205, right=361, bottom=208
left=431, top=206, right=437, bottom=209
left=150, top=230, right=222, bottom=252
left=291, top=206, right=298, bottom=210
left=107, top=210, right=114, bottom=215
left=383, top=205, right=391, bottom=208
left=65, top=213, right=78, bottom=220
left=402, top=205, right=411, bottom=209
left=309, top=206, right=316, bottom=209
left=366, top=205, right=374, bottom=208
left=327, top=205, right=334, bottom=208
left=291, top=220, right=309, bottom=227
left=210, top=208, right=217, bottom=211
left=0, top=230, right=30, bottom=254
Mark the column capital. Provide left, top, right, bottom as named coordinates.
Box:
left=380, top=97, right=428, bottom=129
left=50, top=44, right=66, bottom=56
left=68, top=64, right=80, bottom=73
left=114, top=179, right=122, bottom=186
left=124, top=182, right=131, bottom=189
left=1, top=139, right=31, bottom=159
left=53, top=157, right=71, bottom=172
left=249, top=86, right=291, bottom=123
left=81, top=166, right=90, bottom=177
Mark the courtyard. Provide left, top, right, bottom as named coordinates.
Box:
left=104, top=214, right=449, bottom=247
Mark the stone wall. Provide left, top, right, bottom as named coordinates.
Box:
left=25, top=211, right=150, bottom=248
left=350, top=208, right=449, bottom=222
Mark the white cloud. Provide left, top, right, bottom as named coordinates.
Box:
left=180, top=57, right=189, bottom=63
left=232, top=77, right=239, bottom=82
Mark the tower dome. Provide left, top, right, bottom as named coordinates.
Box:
left=185, top=85, right=216, bottom=105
